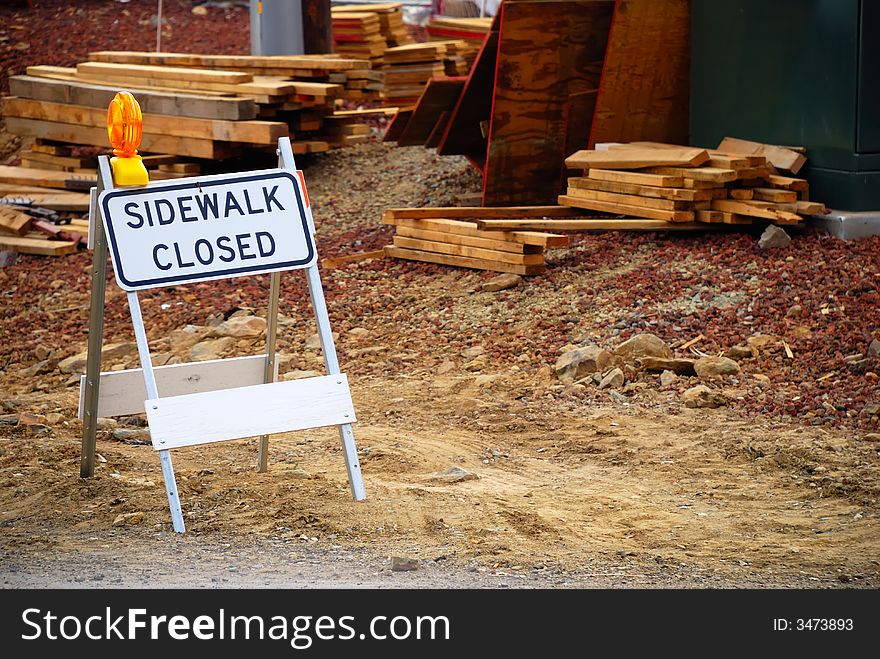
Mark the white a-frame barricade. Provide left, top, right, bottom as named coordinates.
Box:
left=79, top=137, right=365, bottom=533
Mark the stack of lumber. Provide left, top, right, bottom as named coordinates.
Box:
left=0, top=165, right=92, bottom=256
left=558, top=141, right=825, bottom=228
left=333, top=4, right=413, bottom=48
left=331, top=11, right=388, bottom=66
left=3, top=52, right=382, bottom=161
left=19, top=139, right=97, bottom=175
left=382, top=206, right=576, bottom=275
left=382, top=42, right=466, bottom=104
left=426, top=16, right=493, bottom=45
left=328, top=67, right=385, bottom=102
left=437, top=40, right=477, bottom=76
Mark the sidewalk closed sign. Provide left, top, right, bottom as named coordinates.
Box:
left=99, top=169, right=315, bottom=291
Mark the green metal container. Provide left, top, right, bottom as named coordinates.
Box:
left=690, top=0, right=880, bottom=211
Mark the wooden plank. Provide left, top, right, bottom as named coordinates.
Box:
left=146, top=375, right=356, bottom=450
left=0, top=165, right=95, bottom=190
left=384, top=245, right=545, bottom=275
left=587, top=168, right=684, bottom=187
left=384, top=217, right=568, bottom=247
left=796, top=200, right=827, bottom=215
left=0, top=235, right=78, bottom=255
left=695, top=210, right=725, bottom=223
left=767, top=174, right=809, bottom=191
left=383, top=206, right=586, bottom=220
left=88, top=51, right=371, bottom=71
left=396, top=77, right=466, bottom=146
left=569, top=176, right=710, bottom=201
left=476, top=216, right=708, bottom=231
left=481, top=1, right=614, bottom=204
left=392, top=235, right=544, bottom=265
left=557, top=195, right=694, bottom=221
left=566, top=147, right=709, bottom=170
left=395, top=225, right=535, bottom=254
left=752, top=187, right=797, bottom=203
left=77, top=61, right=252, bottom=84
left=9, top=75, right=257, bottom=121
left=717, top=137, right=806, bottom=174
left=5, top=118, right=238, bottom=160
left=2, top=97, right=286, bottom=145
left=18, top=150, right=95, bottom=169
left=729, top=189, right=753, bottom=200
left=718, top=212, right=754, bottom=225
left=643, top=166, right=737, bottom=182
left=711, top=199, right=786, bottom=221
left=0, top=207, right=33, bottom=236
left=76, top=354, right=277, bottom=419
left=589, top=0, right=689, bottom=147
left=565, top=186, right=697, bottom=210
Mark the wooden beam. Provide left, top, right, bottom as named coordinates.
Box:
left=382, top=217, right=569, bottom=247
left=0, top=235, right=78, bottom=255
left=476, top=217, right=709, bottom=231
left=76, top=61, right=253, bottom=84
left=383, top=245, right=545, bottom=275
left=383, top=205, right=586, bottom=220
left=557, top=195, right=694, bottom=222
left=717, top=137, right=806, bottom=174
left=565, top=147, right=709, bottom=170
left=565, top=186, right=697, bottom=210
left=0, top=207, right=32, bottom=236
left=392, top=235, right=544, bottom=265
left=395, top=225, right=537, bottom=254
left=642, top=166, right=737, bottom=182
left=587, top=168, right=684, bottom=187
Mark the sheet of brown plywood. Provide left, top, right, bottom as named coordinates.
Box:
left=482, top=0, right=614, bottom=206
left=382, top=109, right=413, bottom=142
left=435, top=12, right=500, bottom=167
left=397, top=78, right=466, bottom=147
left=589, top=0, right=689, bottom=147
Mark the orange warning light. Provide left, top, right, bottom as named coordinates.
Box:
left=107, top=91, right=143, bottom=157
left=107, top=91, right=148, bottom=186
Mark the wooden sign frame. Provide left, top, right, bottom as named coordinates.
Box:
left=78, top=137, right=365, bottom=533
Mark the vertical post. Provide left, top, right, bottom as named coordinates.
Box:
left=79, top=157, right=112, bottom=478
left=256, top=270, right=281, bottom=472
left=156, top=0, right=163, bottom=52
left=127, top=291, right=186, bottom=533
left=277, top=137, right=366, bottom=500
left=301, top=0, right=333, bottom=54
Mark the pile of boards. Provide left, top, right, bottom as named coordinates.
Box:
left=381, top=206, right=576, bottom=275
left=426, top=15, right=493, bottom=44
left=332, top=3, right=413, bottom=66
left=3, top=50, right=380, bottom=162
left=560, top=139, right=826, bottom=227
left=383, top=40, right=472, bottom=105
left=0, top=165, right=92, bottom=256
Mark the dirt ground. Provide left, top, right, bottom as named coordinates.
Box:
left=1, top=140, right=879, bottom=588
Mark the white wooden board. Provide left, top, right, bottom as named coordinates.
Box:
left=146, top=374, right=356, bottom=450
left=77, top=354, right=277, bottom=418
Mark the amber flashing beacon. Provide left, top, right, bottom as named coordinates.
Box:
left=107, top=91, right=149, bottom=186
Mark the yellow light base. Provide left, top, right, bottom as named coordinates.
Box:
left=110, top=155, right=149, bottom=187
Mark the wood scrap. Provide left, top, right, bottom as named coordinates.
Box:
left=565, top=148, right=710, bottom=170
left=717, top=137, right=806, bottom=174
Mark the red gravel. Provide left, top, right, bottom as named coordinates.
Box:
left=0, top=0, right=250, bottom=94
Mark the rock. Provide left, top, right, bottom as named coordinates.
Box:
left=599, top=368, right=624, bottom=390
left=869, top=339, right=880, bottom=357
left=17, top=412, right=47, bottom=427
left=46, top=412, right=64, bottom=425
left=112, top=512, right=145, bottom=527
left=431, top=466, right=479, bottom=483
left=608, top=390, right=629, bottom=404
left=97, top=417, right=118, bottom=430
left=170, top=325, right=209, bottom=352
left=461, top=346, right=485, bottom=359
left=481, top=273, right=522, bottom=292
left=724, top=345, right=755, bottom=360
left=861, top=403, right=880, bottom=416
left=282, top=369, right=322, bottom=381
left=752, top=374, right=771, bottom=387
left=785, top=304, right=803, bottom=319
left=348, top=327, right=370, bottom=341
left=208, top=315, right=266, bottom=339
left=228, top=308, right=256, bottom=319
left=34, top=344, right=52, bottom=361
left=747, top=334, right=780, bottom=351
left=681, top=385, right=727, bottom=409
left=637, top=356, right=696, bottom=375
left=27, top=424, right=51, bottom=436
left=304, top=332, right=338, bottom=350
left=464, top=356, right=486, bottom=372
left=659, top=370, right=678, bottom=387
left=58, top=342, right=137, bottom=374
left=436, top=360, right=455, bottom=375
left=22, top=359, right=55, bottom=377
left=861, top=433, right=880, bottom=442
left=846, top=358, right=871, bottom=373
left=694, top=356, right=740, bottom=379
left=391, top=556, right=419, bottom=572
left=758, top=225, right=792, bottom=249
left=192, top=5, right=208, bottom=14
left=111, top=428, right=151, bottom=442
left=190, top=337, right=235, bottom=361
left=615, top=333, right=672, bottom=360
left=554, top=345, right=613, bottom=383
left=0, top=414, right=18, bottom=426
